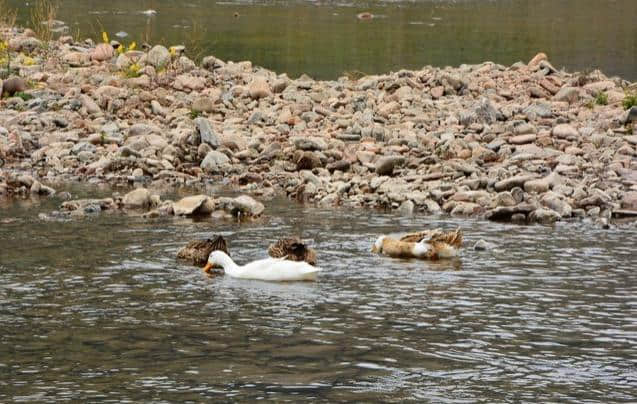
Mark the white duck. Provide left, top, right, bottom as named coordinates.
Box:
left=202, top=251, right=321, bottom=282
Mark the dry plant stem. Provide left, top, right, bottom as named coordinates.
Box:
left=0, top=0, right=17, bottom=29
left=30, top=0, right=59, bottom=42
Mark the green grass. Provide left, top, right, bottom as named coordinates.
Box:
left=623, top=93, right=637, bottom=110
left=595, top=92, right=608, bottom=106
left=14, top=92, right=33, bottom=101
left=189, top=109, right=202, bottom=119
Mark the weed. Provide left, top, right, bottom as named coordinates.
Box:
left=181, top=18, right=207, bottom=63
left=0, top=0, right=17, bottom=29
left=595, top=92, right=608, bottom=106
left=14, top=92, right=33, bottom=101
left=30, top=0, right=59, bottom=42
left=0, top=39, right=11, bottom=79
left=623, top=93, right=637, bottom=110
left=122, top=62, right=142, bottom=78
left=343, top=70, right=367, bottom=81
left=189, top=109, right=202, bottom=119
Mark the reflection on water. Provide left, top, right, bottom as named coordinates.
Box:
left=0, top=194, right=636, bottom=401
left=8, top=0, right=637, bottom=80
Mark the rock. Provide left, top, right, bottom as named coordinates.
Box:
left=553, top=86, right=580, bottom=103
left=541, top=192, right=572, bottom=217
left=529, top=208, right=561, bottom=223
left=172, top=195, right=215, bottom=215
left=91, top=43, right=114, bottom=62
left=295, top=151, right=322, bottom=170
left=495, top=191, right=517, bottom=207
left=494, top=175, right=538, bottom=191
left=151, top=100, right=164, bottom=115
left=524, top=176, right=550, bottom=193
left=174, top=75, right=205, bottom=91
left=621, top=191, right=637, bottom=210
left=147, top=45, right=171, bottom=69
left=474, top=98, right=497, bottom=124
left=123, top=188, right=151, bottom=208
left=248, top=77, right=272, bottom=99
left=326, top=160, right=351, bottom=172
left=291, top=136, right=327, bottom=151
left=201, top=150, right=230, bottom=172
left=509, top=134, right=536, bottom=145
left=61, top=198, right=116, bottom=212
left=79, top=94, right=101, bottom=114
left=625, top=106, right=637, bottom=124
left=528, top=52, right=548, bottom=68
left=431, top=86, right=444, bottom=99
left=552, top=124, right=578, bottom=140
left=272, top=78, right=289, bottom=93
left=485, top=203, right=535, bottom=221
left=194, top=117, right=219, bottom=147
left=524, top=172, right=559, bottom=193
left=398, top=200, right=415, bottom=215
left=217, top=195, right=264, bottom=217
left=1, top=77, right=26, bottom=96
left=474, top=239, right=495, bottom=251
left=192, top=96, right=215, bottom=113
left=9, top=36, right=41, bottom=53
left=127, top=75, right=151, bottom=89
left=375, top=155, right=405, bottom=176
left=115, top=53, right=132, bottom=69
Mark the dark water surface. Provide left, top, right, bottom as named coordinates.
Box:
left=8, top=0, right=637, bottom=80
left=0, top=192, right=636, bottom=402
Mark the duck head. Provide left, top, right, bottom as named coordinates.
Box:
left=371, top=235, right=386, bottom=253
left=202, top=250, right=229, bottom=275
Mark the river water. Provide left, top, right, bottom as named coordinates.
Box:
left=8, top=0, right=637, bottom=80
left=1, top=190, right=636, bottom=402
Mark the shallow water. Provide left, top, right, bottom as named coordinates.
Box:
left=8, top=0, right=637, bottom=80
left=0, top=192, right=636, bottom=402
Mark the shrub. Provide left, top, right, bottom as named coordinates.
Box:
left=595, top=92, right=608, bottom=106
left=623, top=93, right=637, bottom=110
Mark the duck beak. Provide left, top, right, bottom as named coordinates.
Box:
left=202, top=262, right=213, bottom=273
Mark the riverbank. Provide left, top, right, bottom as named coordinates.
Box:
left=1, top=26, right=637, bottom=226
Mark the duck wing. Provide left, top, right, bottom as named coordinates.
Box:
left=177, top=235, right=229, bottom=265
left=429, top=228, right=463, bottom=248
left=399, top=230, right=436, bottom=243
left=268, top=237, right=317, bottom=265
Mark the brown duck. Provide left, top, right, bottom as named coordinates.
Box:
left=267, top=237, right=317, bottom=266
left=372, top=228, right=462, bottom=260
left=177, top=235, right=229, bottom=267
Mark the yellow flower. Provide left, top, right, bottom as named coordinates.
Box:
left=0, top=40, right=7, bottom=52
left=23, top=56, right=35, bottom=66
left=102, top=31, right=109, bottom=43
left=128, top=42, right=136, bottom=51
left=117, top=46, right=124, bottom=55
left=169, top=46, right=177, bottom=57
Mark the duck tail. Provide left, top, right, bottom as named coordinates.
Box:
left=449, top=228, right=463, bottom=248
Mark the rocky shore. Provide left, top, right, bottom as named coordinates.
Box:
left=1, top=26, right=637, bottom=225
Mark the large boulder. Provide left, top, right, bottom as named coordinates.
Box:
left=91, top=43, right=114, bottom=62
left=194, top=117, right=219, bottom=147
left=248, top=77, right=272, bottom=99
left=147, top=45, right=171, bottom=69
left=123, top=188, right=151, bottom=208
left=375, top=156, right=405, bottom=176
left=216, top=195, right=264, bottom=217
left=172, top=195, right=215, bottom=215
left=201, top=150, right=230, bottom=173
